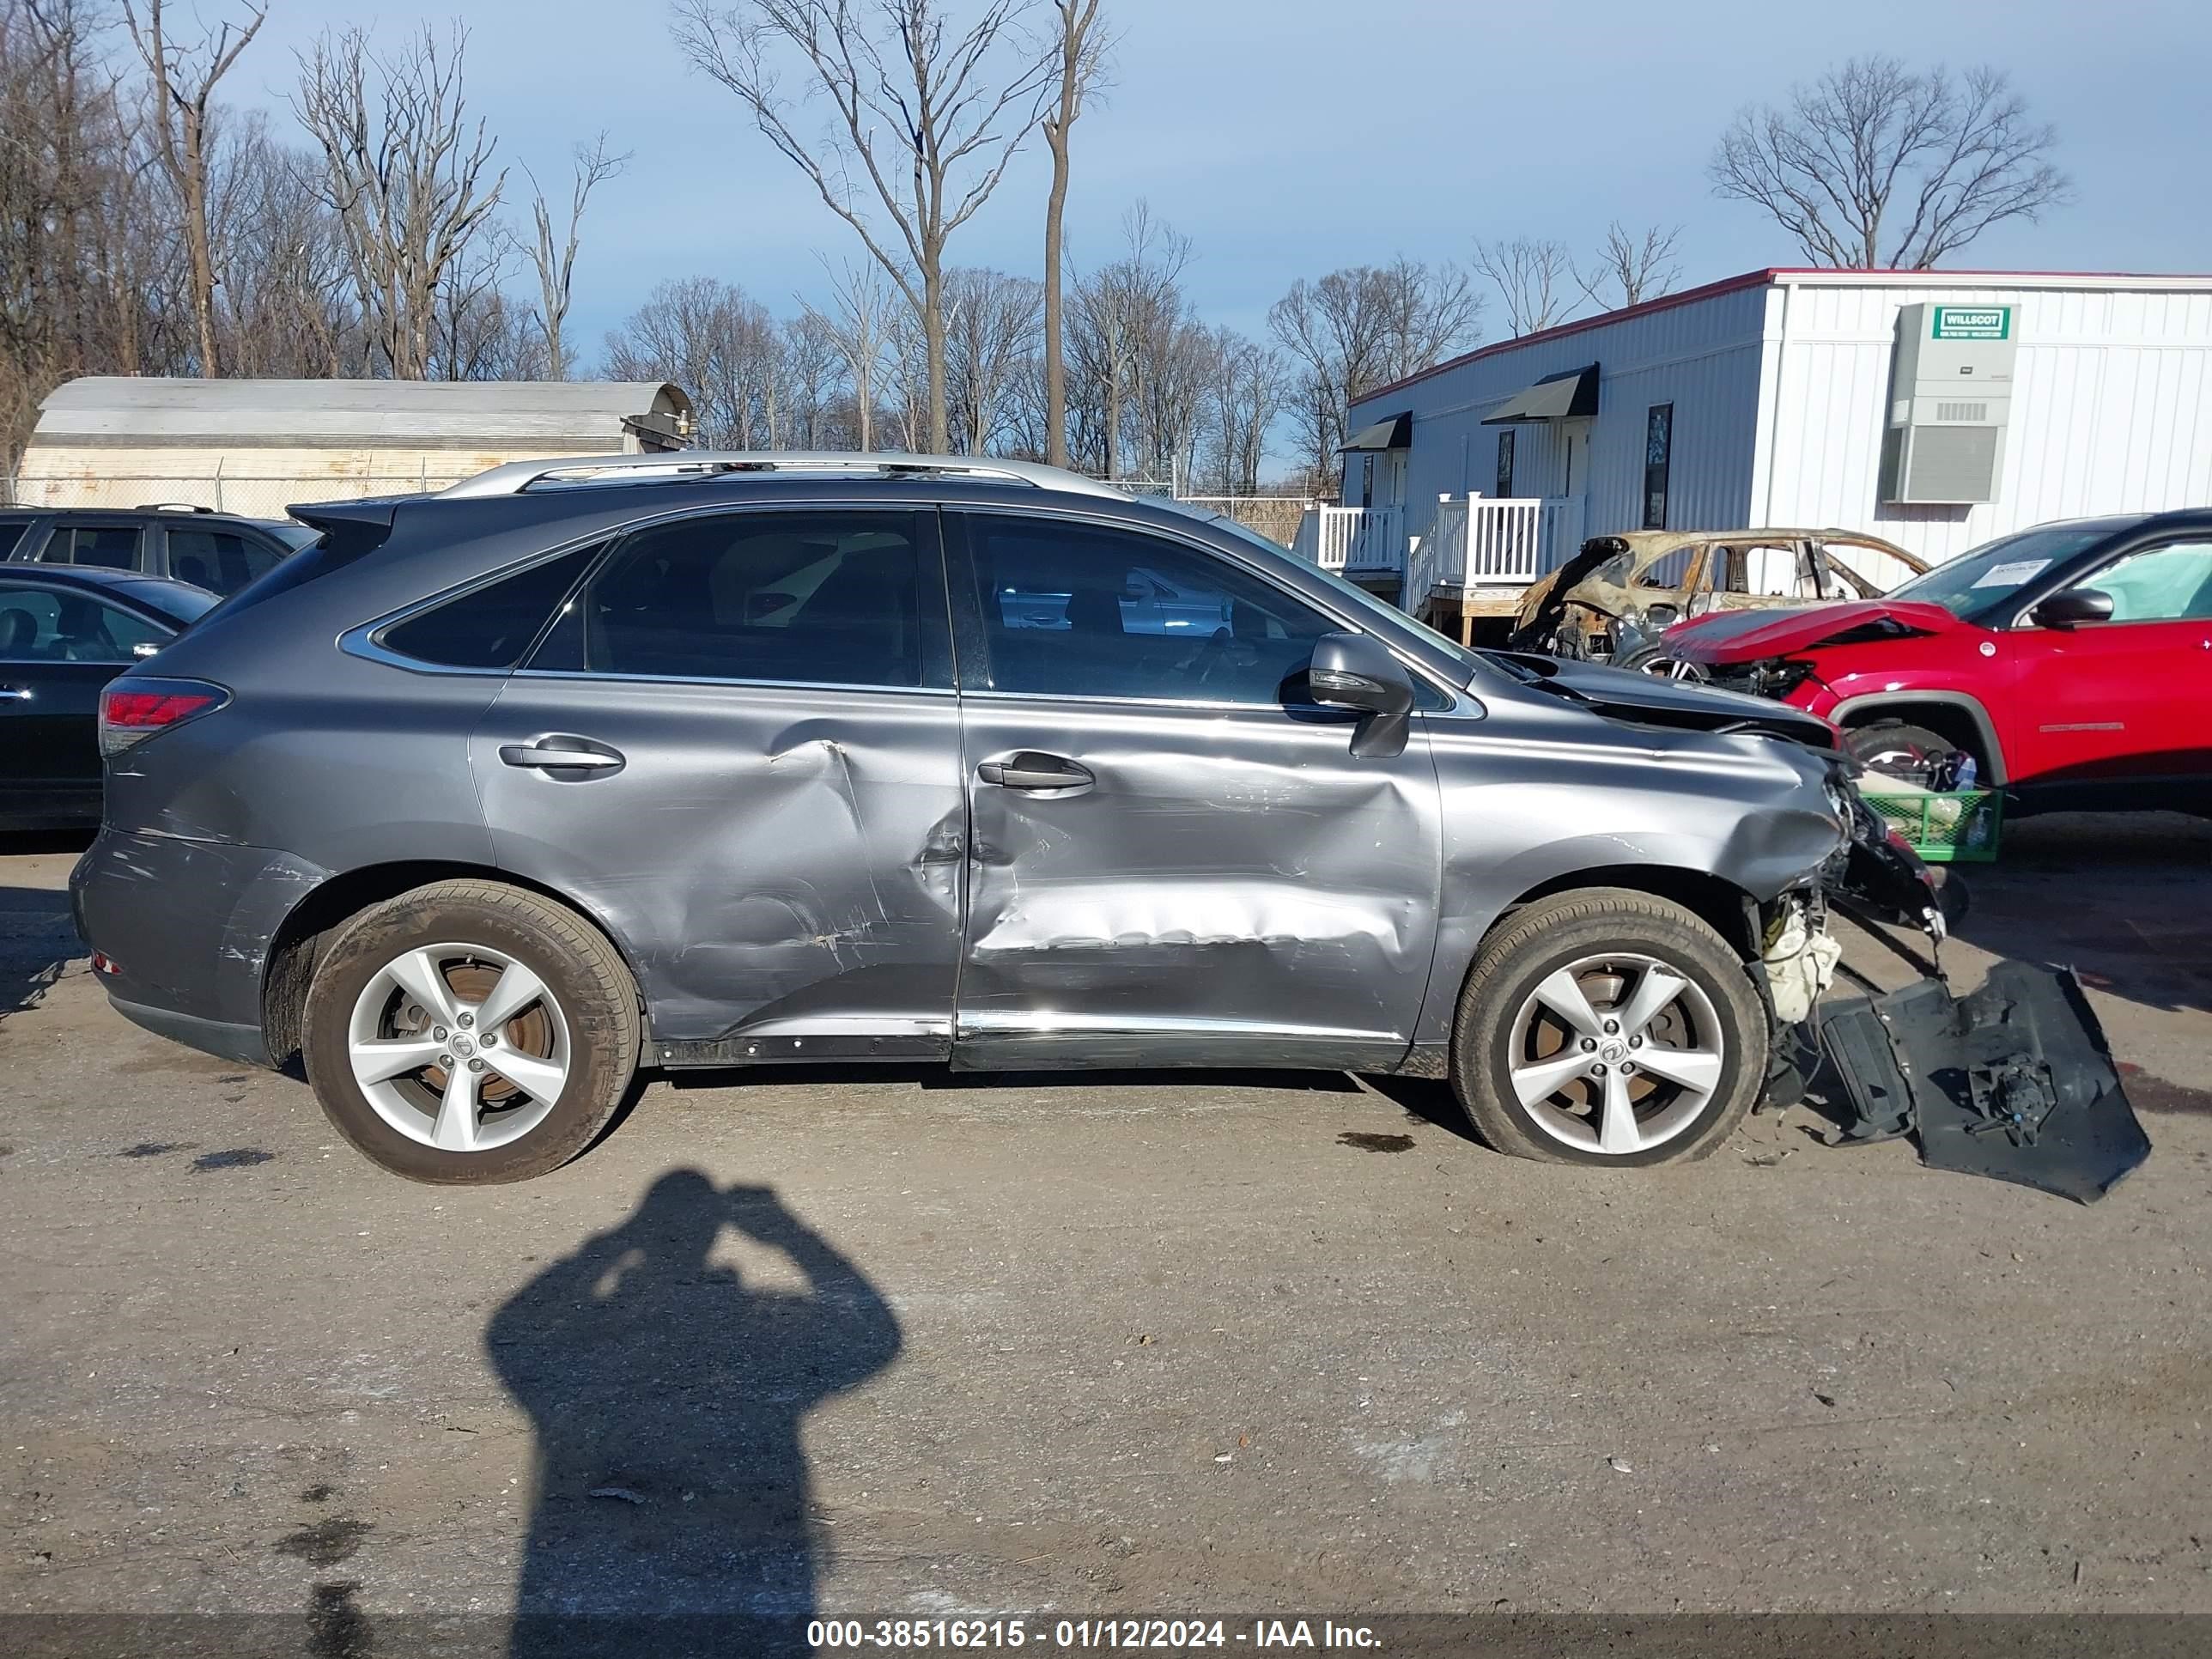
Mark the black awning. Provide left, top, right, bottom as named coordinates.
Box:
left=1481, top=363, right=1600, bottom=424
left=1339, top=411, right=1411, bottom=452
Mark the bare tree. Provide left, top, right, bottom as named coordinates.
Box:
left=1067, top=202, right=1188, bottom=478
left=781, top=311, right=847, bottom=447
left=125, top=0, right=265, bottom=376
left=1267, top=258, right=1481, bottom=477
left=799, top=258, right=896, bottom=452
left=604, top=276, right=783, bottom=448
left=1038, top=0, right=1109, bottom=468
left=292, top=25, right=507, bottom=380
left=942, top=265, right=1042, bottom=455
left=214, top=115, right=360, bottom=376
left=1473, top=236, right=1576, bottom=336
left=671, top=0, right=1053, bottom=452
left=1204, top=327, right=1284, bottom=495
left=1711, top=55, right=2070, bottom=269
left=526, top=132, right=627, bottom=380
left=1577, top=221, right=1682, bottom=310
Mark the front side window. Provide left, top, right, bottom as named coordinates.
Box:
left=570, top=511, right=927, bottom=687
left=963, top=515, right=1338, bottom=704
left=167, top=527, right=285, bottom=595
left=2076, top=540, right=2212, bottom=623
left=0, top=582, right=165, bottom=662
left=0, top=519, right=32, bottom=558
left=43, top=524, right=144, bottom=571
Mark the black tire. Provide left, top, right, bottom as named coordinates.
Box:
left=302, top=879, right=641, bottom=1184
left=1449, top=888, right=1768, bottom=1167
left=1845, top=720, right=1956, bottom=782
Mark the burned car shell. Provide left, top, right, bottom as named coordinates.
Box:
left=1510, top=529, right=1928, bottom=661
left=70, top=476, right=1896, bottom=1083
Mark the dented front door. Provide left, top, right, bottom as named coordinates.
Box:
left=947, top=508, right=1443, bottom=1071
left=471, top=507, right=966, bottom=1051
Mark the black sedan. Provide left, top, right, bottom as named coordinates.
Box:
left=0, top=566, right=218, bottom=830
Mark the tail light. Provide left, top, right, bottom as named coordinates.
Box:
left=99, top=677, right=228, bottom=757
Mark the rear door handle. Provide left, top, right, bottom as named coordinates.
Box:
left=977, top=752, right=1093, bottom=791
left=499, top=738, right=625, bottom=773
left=0, top=686, right=31, bottom=701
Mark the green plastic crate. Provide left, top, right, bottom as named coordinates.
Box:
left=1859, top=787, right=2003, bottom=863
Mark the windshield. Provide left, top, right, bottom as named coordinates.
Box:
left=1189, top=507, right=1484, bottom=681
left=1885, top=520, right=2131, bottom=618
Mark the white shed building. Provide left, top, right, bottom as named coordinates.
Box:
left=1319, top=268, right=2212, bottom=631
left=13, top=378, right=693, bottom=518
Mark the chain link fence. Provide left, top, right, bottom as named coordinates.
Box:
left=1173, top=495, right=1318, bottom=550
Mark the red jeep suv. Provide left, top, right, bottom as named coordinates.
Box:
left=1648, top=512, right=2212, bottom=815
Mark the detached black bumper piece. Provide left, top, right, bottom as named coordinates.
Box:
left=1815, top=963, right=2151, bottom=1203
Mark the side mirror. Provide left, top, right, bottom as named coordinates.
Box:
left=1307, top=631, right=1414, bottom=759
left=2030, top=587, right=2113, bottom=629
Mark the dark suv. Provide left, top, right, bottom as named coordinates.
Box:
left=72, top=453, right=1937, bottom=1184
left=1, top=504, right=312, bottom=597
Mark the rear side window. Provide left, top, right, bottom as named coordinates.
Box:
left=43, top=524, right=144, bottom=571
left=0, top=520, right=31, bottom=557
left=380, top=543, right=604, bottom=670
left=167, top=527, right=285, bottom=595
left=0, top=581, right=167, bottom=662
left=563, top=511, right=927, bottom=687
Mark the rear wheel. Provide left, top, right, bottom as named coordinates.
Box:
left=1449, top=889, right=1767, bottom=1166
left=302, top=880, right=640, bottom=1183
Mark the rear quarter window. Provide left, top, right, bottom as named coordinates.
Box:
left=379, top=543, right=605, bottom=670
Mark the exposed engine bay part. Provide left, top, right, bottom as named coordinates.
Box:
left=1814, top=963, right=2151, bottom=1203
left=1757, top=897, right=1843, bottom=1025
left=1826, top=787, right=1950, bottom=945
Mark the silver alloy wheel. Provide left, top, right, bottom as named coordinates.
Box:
left=1505, top=951, right=1725, bottom=1156
left=345, top=941, right=572, bottom=1153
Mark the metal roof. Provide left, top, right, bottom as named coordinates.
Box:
left=30, top=377, right=693, bottom=450
left=1356, top=266, right=2212, bottom=407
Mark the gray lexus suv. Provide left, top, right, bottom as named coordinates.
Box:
left=72, top=454, right=1937, bottom=1183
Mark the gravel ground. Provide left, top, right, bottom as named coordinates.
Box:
left=1, top=815, right=2208, bottom=1640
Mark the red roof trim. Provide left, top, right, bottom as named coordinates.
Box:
left=1355, top=265, right=2212, bottom=407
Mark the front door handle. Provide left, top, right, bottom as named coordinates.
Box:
left=0, top=686, right=32, bottom=701
left=499, top=738, right=625, bottom=773
left=977, top=752, right=1093, bottom=791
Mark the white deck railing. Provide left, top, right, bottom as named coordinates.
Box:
left=1291, top=504, right=1403, bottom=573
left=1413, top=495, right=1586, bottom=600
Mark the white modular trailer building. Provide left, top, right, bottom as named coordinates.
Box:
left=13, top=378, right=694, bottom=518
left=1337, top=268, right=2212, bottom=602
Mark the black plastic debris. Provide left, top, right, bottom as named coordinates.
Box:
left=1814, top=962, right=2151, bottom=1203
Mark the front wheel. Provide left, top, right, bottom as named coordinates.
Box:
left=1844, top=720, right=1960, bottom=785
left=302, top=880, right=641, bottom=1183
left=1449, top=889, right=1768, bottom=1166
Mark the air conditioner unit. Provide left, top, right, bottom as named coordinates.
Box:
left=1879, top=302, right=2015, bottom=505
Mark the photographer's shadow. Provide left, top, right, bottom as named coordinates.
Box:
left=487, top=1170, right=901, bottom=1656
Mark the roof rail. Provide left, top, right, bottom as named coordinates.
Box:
left=437, top=450, right=1130, bottom=502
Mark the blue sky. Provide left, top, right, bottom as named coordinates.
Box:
left=232, top=0, right=2212, bottom=362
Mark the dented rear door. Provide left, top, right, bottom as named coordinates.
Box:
left=946, top=507, right=1443, bottom=1072
left=471, top=506, right=966, bottom=1051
